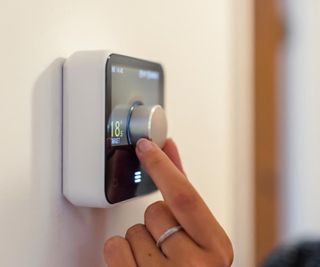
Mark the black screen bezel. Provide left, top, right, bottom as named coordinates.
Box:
left=105, top=54, right=164, bottom=204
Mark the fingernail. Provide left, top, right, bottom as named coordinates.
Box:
left=137, top=139, right=154, bottom=153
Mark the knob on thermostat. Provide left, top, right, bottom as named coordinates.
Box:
left=129, top=105, right=167, bottom=148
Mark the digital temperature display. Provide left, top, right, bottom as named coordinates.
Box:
left=110, top=120, right=124, bottom=145
left=108, top=105, right=131, bottom=147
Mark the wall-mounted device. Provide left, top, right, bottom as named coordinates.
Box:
left=63, top=50, right=167, bottom=208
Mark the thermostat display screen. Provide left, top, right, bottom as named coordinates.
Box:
left=105, top=54, right=164, bottom=204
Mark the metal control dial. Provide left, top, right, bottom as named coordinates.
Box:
left=129, top=105, right=167, bottom=148
left=109, top=104, right=167, bottom=148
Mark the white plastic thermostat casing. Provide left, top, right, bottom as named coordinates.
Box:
left=63, top=51, right=166, bottom=208
left=63, top=50, right=111, bottom=208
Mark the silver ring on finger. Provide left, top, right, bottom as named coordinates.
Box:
left=156, top=225, right=183, bottom=248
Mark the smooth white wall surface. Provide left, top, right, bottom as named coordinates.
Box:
left=232, top=0, right=254, bottom=266
left=0, top=1, right=252, bottom=266
left=280, top=0, right=320, bottom=242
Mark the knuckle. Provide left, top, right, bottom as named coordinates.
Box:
left=214, top=237, right=234, bottom=267
left=125, top=223, right=146, bottom=239
left=219, top=252, right=234, bottom=267
left=144, top=201, right=166, bottom=224
left=171, top=190, right=198, bottom=212
left=217, top=253, right=234, bottom=267
left=224, top=238, right=234, bottom=266
left=184, top=258, right=204, bottom=267
left=104, top=236, right=126, bottom=255
left=179, top=255, right=210, bottom=267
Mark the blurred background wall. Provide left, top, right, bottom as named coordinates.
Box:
left=280, top=0, right=320, bottom=242
left=0, top=0, right=254, bottom=266
left=254, top=0, right=320, bottom=265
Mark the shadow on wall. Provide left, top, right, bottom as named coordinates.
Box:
left=31, top=59, right=107, bottom=267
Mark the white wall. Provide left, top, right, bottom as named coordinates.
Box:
left=280, top=0, right=320, bottom=242
left=232, top=0, right=254, bottom=266
left=0, top=0, right=253, bottom=266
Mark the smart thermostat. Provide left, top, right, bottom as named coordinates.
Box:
left=63, top=50, right=167, bottom=208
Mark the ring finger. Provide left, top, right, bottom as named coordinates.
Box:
left=144, top=201, right=203, bottom=259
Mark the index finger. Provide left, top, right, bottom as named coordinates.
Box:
left=135, top=138, right=227, bottom=249
left=162, top=138, right=185, bottom=173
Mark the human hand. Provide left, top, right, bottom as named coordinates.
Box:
left=104, top=138, right=233, bottom=267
